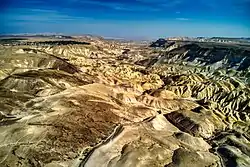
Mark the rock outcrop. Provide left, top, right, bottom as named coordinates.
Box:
left=0, top=37, right=249, bottom=167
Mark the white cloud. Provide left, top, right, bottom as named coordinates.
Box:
left=3, top=8, right=90, bottom=22
left=161, top=0, right=183, bottom=7
left=176, top=18, right=190, bottom=21
left=74, top=0, right=159, bottom=11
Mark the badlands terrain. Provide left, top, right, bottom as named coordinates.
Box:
left=0, top=36, right=250, bottom=167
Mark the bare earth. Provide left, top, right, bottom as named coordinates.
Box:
left=0, top=37, right=249, bottom=167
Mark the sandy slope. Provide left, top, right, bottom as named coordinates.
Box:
left=0, top=39, right=249, bottom=167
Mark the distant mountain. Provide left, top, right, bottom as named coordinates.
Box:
left=150, top=38, right=175, bottom=47
left=0, top=34, right=74, bottom=39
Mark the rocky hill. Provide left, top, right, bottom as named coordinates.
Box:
left=0, top=37, right=249, bottom=167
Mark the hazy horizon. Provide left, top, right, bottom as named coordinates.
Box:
left=1, top=33, right=250, bottom=41
left=1, top=0, right=250, bottom=39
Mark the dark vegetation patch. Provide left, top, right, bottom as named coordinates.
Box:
left=0, top=39, right=90, bottom=46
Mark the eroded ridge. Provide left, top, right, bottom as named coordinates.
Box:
left=0, top=37, right=249, bottom=167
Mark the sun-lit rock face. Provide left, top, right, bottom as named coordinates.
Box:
left=0, top=37, right=250, bottom=167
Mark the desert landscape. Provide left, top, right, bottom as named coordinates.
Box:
left=0, top=35, right=249, bottom=167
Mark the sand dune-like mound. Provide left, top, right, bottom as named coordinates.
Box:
left=0, top=38, right=249, bottom=167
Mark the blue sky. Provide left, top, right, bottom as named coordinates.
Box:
left=1, top=0, right=250, bottom=39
